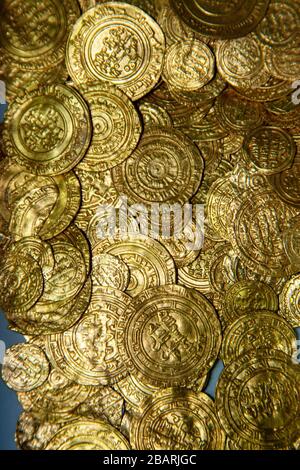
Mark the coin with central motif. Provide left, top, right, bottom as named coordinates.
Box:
left=117, top=284, right=222, bottom=387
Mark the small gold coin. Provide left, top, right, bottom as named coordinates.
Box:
left=76, top=82, right=142, bottom=171
left=170, top=0, right=270, bottom=38
left=222, top=280, right=278, bottom=325
left=131, top=389, right=225, bottom=450
left=163, top=39, right=215, bottom=91
left=66, top=3, right=165, bottom=100
left=3, top=84, right=92, bottom=175
left=92, top=253, right=130, bottom=292
left=279, top=274, right=300, bottom=327
left=45, top=419, right=130, bottom=450
left=46, top=287, right=132, bottom=385
left=117, top=284, right=222, bottom=387
left=216, top=350, right=300, bottom=449
left=0, top=253, right=43, bottom=313
left=2, top=344, right=49, bottom=392
left=221, top=311, right=296, bottom=364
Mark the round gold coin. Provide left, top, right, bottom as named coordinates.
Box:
left=163, top=39, right=215, bottom=91
left=45, top=419, right=130, bottom=450
left=2, top=344, right=49, bottom=392
left=221, top=311, right=296, bottom=364
left=117, top=284, right=222, bottom=387
left=66, top=3, right=165, bottom=100
left=93, top=234, right=176, bottom=297
left=131, top=389, right=225, bottom=450
left=222, top=280, right=278, bottom=325
left=46, top=287, right=132, bottom=385
left=216, top=350, right=300, bottom=449
left=76, top=82, right=142, bottom=171
left=268, top=162, right=300, bottom=207
left=279, top=274, right=300, bottom=327
left=170, top=0, right=270, bottom=38
left=0, top=253, right=43, bottom=313
left=3, top=84, right=92, bottom=175
left=92, top=253, right=130, bottom=292
left=112, top=127, right=204, bottom=207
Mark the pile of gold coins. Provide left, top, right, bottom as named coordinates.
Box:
left=1, top=0, right=300, bottom=450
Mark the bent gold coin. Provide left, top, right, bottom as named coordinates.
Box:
left=1, top=344, right=49, bottom=392
left=117, top=284, right=222, bottom=388
left=66, top=3, right=165, bottom=100
left=131, top=389, right=225, bottom=450
left=3, top=84, right=92, bottom=175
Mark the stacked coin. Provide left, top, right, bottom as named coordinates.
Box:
left=0, top=0, right=300, bottom=450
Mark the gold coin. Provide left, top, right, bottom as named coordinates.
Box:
left=244, top=126, right=296, bottom=175
left=0, top=253, right=43, bottom=313
left=46, top=287, right=132, bottom=385
left=229, top=189, right=297, bottom=276
left=182, top=109, right=228, bottom=142
left=117, top=284, right=222, bottom=387
left=157, top=3, right=196, bottom=46
left=66, top=3, right=165, bottom=100
left=2, top=344, right=49, bottom=392
left=75, top=82, right=142, bottom=171
left=0, top=0, right=80, bottom=71
left=279, top=274, right=300, bottom=327
left=170, top=0, right=270, bottom=38
left=112, top=127, right=204, bottom=206
left=92, top=253, right=130, bottom=292
left=131, top=389, right=225, bottom=450
left=269, top=162, right=300, bottom=208
left=208, top=242, right=246, bottom=294
left=18, top=369, right=94, bottom=423
left=283, top=217, right=300, bottom=268
left=222, top=280, right=278, bottom=325
left=138, top=102, right=173, bottom=129
left=163, top=39, right=215, bottom=91
left=221, top=311, right=296, bottom=365
left=93, top=234, right=176, bottom=297
left=216, top=350, right=300, bottom=449
left=266, top=35, right=300, bottom=81
left=45, top=418, right=130, bottom=450
left=234, top=75, right=293, bottom=102
left=3, top=84, right=92, bottom=175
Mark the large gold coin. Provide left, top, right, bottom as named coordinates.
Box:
left=221, top=311, right=296, bottom=365
left=93, top=234, right=176, bottom=297
left=131, top=389, right=225, bottom=450
left=46, top=287, right=132, bottom=385
left=76, top=82, right=142, bottom=171
left=45, top=419, right=130, bottom=450
left=170, top=0, right=270, bottom=38
left=216, top=350, right=300, bottom=449
left=112, top=127, right=204, bottom=206
left=117, top=284, right=222, bottom=387
left=3, top=84, right=92, bottom=175
left=1, top=344, right=49, bottom=392
left=279, top=274, right=300, bottom=327
left=66, top=3, right=165, bottom=100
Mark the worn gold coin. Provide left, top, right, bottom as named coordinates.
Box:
left=2, top=344, right=49, bottom=392
left=3, top=84, right=92, bottom=175
left=117, top=284, right=222, bottom=388
left=66, top=3, right=165, bottom=100
left=279, top=274, right=300, bottom=327
left=131, top=389, right=225, bottom=450
left=92, top=253, right=130, bottom=292
left=76, top=82, right=142, bottom=171
left=45, top=419, right=130, bottom=450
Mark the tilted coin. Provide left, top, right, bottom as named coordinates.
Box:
left=279, top=274, right=300, bottom=327
left=76, top=82, right=142, bottom=171
left=170, top=0, right=270, bottom=38
left=1, top=344, right=49, bottom=392
left=45, top=419, right=130, bottom=450
left=92, top=253, right=130, bottom=292
left=221, top=311, right=296, bottom=364
left=222, top=280, right=278, bottom=325
left=3, top=84, right=92, bottom=175
left=216, top=350, right=300, bottom=449
left=138, top=102, right=173, bottom=129
left=66, top=3, right=165, bottom=100
left=117, top=284, right=222, bottom=387
left=131, top=389, right=225, bottom=450
left=46, top=287, right=132, bottom=385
